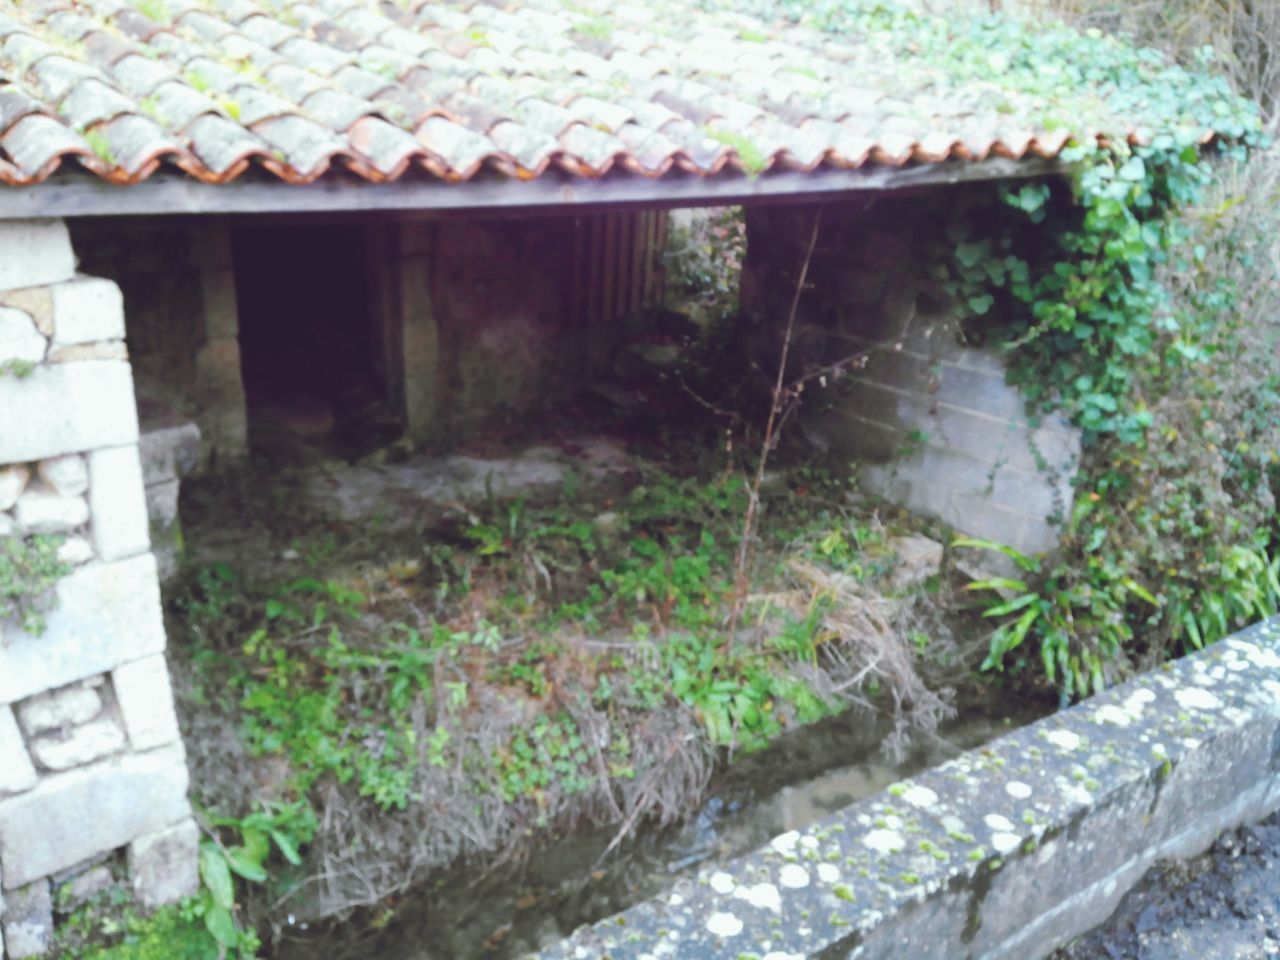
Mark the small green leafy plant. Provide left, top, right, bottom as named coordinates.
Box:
left=1, top=534, right=69, bottom=636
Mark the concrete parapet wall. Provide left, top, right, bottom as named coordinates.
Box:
left=536, top=617, right=1280, bottom=960
left=0, top=220, right=195, bottom=959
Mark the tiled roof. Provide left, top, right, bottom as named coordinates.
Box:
left=0, top=0, right=1136, bottom=188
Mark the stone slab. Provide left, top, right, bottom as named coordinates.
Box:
left=27, top=715, right=127, bottom=772
left=87, top=444, right=150, bottom=561
left=535, top=618, right=1280, bottom=960
left=1, top=880, right=51, bottom=958
left=0, top=220, right=75, bottom=292
left=16, top=684, right=101, bottom=736
left=138, top=423, right=201, bottom=485
left=50, top=275, right=125, bottom=346
left=129, top=818, right=199, bottom=907
left=112, top=655, right=181, bottom=751
left=0, top=706, right=37, bottom=797
left=0, top=554, right=166, bottom=705
left=0, top=361, right=138, bottom=464
left=0, top=307, right=46, bottom=366
left=0, top=744, right=189, bottom=889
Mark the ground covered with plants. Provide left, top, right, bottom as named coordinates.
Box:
left=159, top=433, right=973, bottom=954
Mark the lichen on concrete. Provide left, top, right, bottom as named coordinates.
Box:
left=533, top=618, right=1280, bottom=960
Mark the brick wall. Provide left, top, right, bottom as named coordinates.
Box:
left=0, top=220, right=195, bottom=958
left=743, top=195, right=1079, bottom=556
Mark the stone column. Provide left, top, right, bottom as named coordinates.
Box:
left=0, top=220, right=196, bottom=957
left=395, top=222, right=440, bottom=444
left=190, top=224, right=248, bottom=468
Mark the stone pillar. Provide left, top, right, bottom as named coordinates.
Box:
left=0, top=220, right=197, bottom=956
left=190, top=225, right=248, bottom=468
left=395, top=222, right=440, bottom=445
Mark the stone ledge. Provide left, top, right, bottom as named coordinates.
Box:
left=534, top=618, right=1280, bottom=960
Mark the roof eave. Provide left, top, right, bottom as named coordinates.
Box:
left=0, top=158, right=1066, bottom=221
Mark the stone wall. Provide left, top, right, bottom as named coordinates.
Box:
left=742, top=195, right=1079, bottom=556
left=69, top=221, right=247, bottom=470
left=0, top=220, right=195, bottom=958
left=387, top=211, right=661, bottom=446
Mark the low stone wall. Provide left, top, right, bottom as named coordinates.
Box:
left=0, top=220, right=194, bottom=959
left=536, top=617, right=1280, bottom=960
left=742, top=197, right=1079, bottom=556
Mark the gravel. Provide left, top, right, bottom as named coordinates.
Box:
left=1053, top=810, right=1280, bottom=960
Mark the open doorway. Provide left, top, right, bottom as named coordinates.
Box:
left=232, top=222, right=401, bottom=457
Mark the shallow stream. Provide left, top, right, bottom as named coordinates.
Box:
left=275, top=698, right=1047, bottom=960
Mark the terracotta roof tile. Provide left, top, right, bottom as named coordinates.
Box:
left=0, top=0, right=1183, bottom=190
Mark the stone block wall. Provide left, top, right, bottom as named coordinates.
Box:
left=742, top=195, right=1079, bottom=556
left=0, top=220, right=195, bottom=958
left=69, top=221, right=247, bottom=470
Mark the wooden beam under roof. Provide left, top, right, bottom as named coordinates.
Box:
left=0, top=158, right=1065, bottom=221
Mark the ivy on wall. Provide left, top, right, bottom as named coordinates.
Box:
left=737, top=0, right=1270, bottom=698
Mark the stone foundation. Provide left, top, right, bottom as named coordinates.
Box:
left=0, top=220, right=195, bottom=958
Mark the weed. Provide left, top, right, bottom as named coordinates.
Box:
left=0, top=534, right=69, bottom=636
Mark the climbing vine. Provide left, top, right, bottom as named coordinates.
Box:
left=741, top=0, right=1271, bottom=697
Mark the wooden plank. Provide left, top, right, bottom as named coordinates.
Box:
left=628, top=211, right=646, bottom=318
left=0, top=159, right=1065, bottom=220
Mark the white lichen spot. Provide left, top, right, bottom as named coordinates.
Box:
left=735, top=882, right=782, bottom=914
left=1246, top=646, right=1280, bottom=669
left=991, top=832, right=1020, bottom=855
left=816, top=863, right=841, bottom=884
left=1005, top=781, right=1032, bottom=800
left=940, top=815, right=967, bottom=836
left=706, top=912, right=743, bottom=937
left=902, top=785, right=939, bottom=809
left=667, top=892, right=685, bottom=907
left=1094, top=704, right=1131, bottom=727
left=1263, top=679, right=1280, bottom=699
left=863, top=829, right=906, bottom=854
left=1175, top=687, right=1221, bottom=711
left=1046, top=729, right=1081, bottom=751
left=1129, top=688, right=1156, bottom=705
left=779, top=863, right=810, bottom=889
left=1151, top=743, right=1167, bottom=759
left=771, top=831, right=800, bottom=856
left=883, top=814, right=904, bottom=831
left=1036, top=840, right=1058, bottom=865
left=709, top=871, right=736, bottom=895
left=1183, top=738, right=1202, bottom=750
left=984, top=813, right=1016, bottom=833
left=763, top=953, right=805, bottom=960
left=799, top=835, right=820, bottom=851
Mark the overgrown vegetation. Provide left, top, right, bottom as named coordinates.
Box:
left=170, top=463, right=959, bottom=941
left=749, top=0, right=1275, bottom=698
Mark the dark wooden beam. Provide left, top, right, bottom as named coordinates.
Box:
left=0, top=158, right=1066, bottom=221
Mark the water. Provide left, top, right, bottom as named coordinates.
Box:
left=275, top=699, right=1047, bottom=960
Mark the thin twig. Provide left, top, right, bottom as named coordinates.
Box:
left=728, top=206, right=824, bottom=635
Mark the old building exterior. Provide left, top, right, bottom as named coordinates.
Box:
left=0, top=0, right=1116, bottom=954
